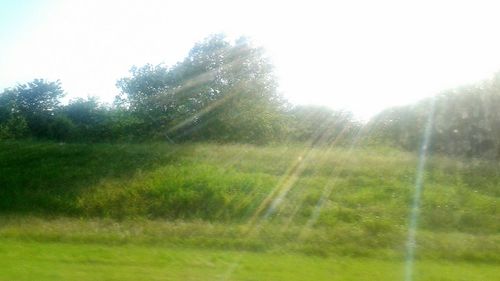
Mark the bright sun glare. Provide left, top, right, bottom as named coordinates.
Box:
left=2, top=0, right=500, bottom=119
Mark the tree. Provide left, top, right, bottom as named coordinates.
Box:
left=286, top=105, right=357, bottom=145
left=117, top=34, right=287, bottom=143
left=0, top=113, right=28, bottom=140
left=0, top=79, right=65, bottom=138
left=369, top=73, right=500, bottom=158
left=15, top=79, right=64, bottom=117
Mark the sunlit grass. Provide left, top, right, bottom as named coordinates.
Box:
left=0, top=239, right=497, bottom=281
left=0, top=216, right=497, bottom=262
left=0, top=140, right=498, bottom=273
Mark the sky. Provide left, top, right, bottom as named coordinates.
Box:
left=2, top=0, right=500, bottom=119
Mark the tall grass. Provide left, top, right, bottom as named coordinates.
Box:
left=0, top=140, right=498, bottom=260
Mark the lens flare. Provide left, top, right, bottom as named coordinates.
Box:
left=404, top=98, right=435, bottom=281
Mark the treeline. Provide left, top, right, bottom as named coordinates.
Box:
left=2, top=34, right=500, bottom=159
left=369, top=73, right=500, bottom=159
left=0, top=35, right=359, bottom=144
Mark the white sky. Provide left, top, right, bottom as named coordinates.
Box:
left=2, top=0, right=500, bottom=119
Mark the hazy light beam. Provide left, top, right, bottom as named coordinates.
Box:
left=404, top=97, right=435, bottom=281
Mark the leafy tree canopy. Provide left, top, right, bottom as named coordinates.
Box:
left=117, top=34, right=287, bottom=143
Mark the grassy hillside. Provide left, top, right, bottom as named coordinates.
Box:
left=0, top=141, right=498, bottom=264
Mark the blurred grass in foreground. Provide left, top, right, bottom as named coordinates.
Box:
left=0, top=216, right=497, bottom=262
left=0, top=240, right=498, bottom=281
left=0, top=239, right=498, bottom=281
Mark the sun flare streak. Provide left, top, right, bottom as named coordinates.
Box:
left=404, top=98, right=435, bottom=281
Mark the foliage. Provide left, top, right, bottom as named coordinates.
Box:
left=117, top=34, right=288, bottom=143
left=0, top=35, right=305, bottom=144
left=368, top=73, right=500, bottom=158
left=0, top=79, right=65, bottom=139
left=3, top=35, right=500, bottom=156
left=0, top=113, right=29, bottom=140
left=286, top=105, right=360, bottom=144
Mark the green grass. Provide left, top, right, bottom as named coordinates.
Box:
left=0, top=140, right=498, bottom=279
left=1, top=141, right=497, bottom=232
left=0, top=240, right=498, bottom=281
left=0, top=216, right=498, bottom=262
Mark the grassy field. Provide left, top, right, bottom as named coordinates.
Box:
left=0, top=141, right=498, bottom=280
left=1, top=240, right=498, bottom=281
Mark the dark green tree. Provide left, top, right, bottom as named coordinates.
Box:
left=117, top=34, right=287, bottom=143
left=0, top=79, right=65, bottom=138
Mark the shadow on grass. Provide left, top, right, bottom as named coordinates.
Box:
left=0, top=141, right=193, bottom=216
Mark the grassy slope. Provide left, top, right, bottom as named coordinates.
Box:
left=0, top=141, right=498, bottom=279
